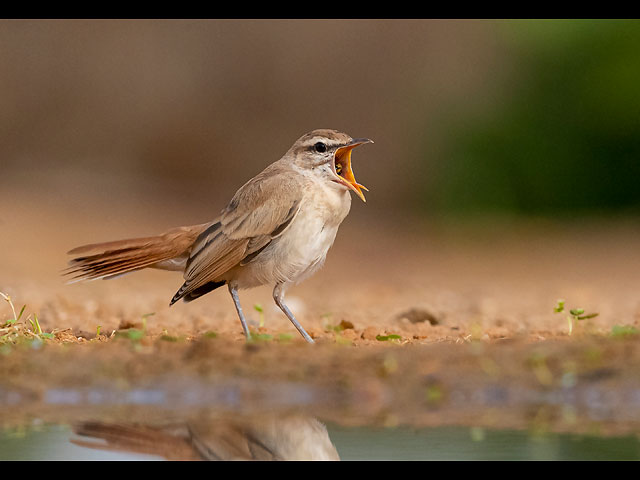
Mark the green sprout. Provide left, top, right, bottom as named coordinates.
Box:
left=0, top=293, right=55, bottom=343
left=553, top=299, right=565, bottom=313
left=610, top=325, right=639, bottom=339
left=0, top=292, right=24, bottom=326
left=141, top=312, right=155, bottom=331
left=160, top=334, right=180, bottom=342
left=115, top=329, right=144, bottom=341
left=253, top=304, right=265, bottom=327
left=28, top=314, right=52, bottom=338
left=376, top=334, right=402, bottom=342
left=325, top=319, right=354, bottom=333
left=554, top=299, right=598, bottom=335
left=248, top=333, right=273, bottom=342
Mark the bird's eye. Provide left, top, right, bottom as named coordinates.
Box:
left=314, top=142, right=327, bottom=153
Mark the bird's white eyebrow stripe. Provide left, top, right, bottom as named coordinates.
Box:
left=305, top=138, right=351, bottom=149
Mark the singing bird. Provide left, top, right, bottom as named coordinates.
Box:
left=64, top=129, right=372, bottom=343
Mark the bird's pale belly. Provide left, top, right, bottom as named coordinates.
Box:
left=228, top=191, right=350, bottom=290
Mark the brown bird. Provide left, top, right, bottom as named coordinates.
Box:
left=71, top=415, right=340, bottom=460
left=64, top=129, right=372, bottom=343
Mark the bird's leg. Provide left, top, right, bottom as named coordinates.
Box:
left=228, top=283, right=251, bottom=340
left=273, top=283, right=315, bottom=344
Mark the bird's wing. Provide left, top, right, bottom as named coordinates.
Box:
left=171, top=165, right=304, bottom=302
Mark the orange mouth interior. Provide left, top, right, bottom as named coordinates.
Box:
left=334, top=145, right=368, bottom=202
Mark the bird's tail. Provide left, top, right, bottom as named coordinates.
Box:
left=71, top=421, right=202, bottom=460
left=63, top=223, right=211, bottom=283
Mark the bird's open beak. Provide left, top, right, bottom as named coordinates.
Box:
left=333, top=138, right=373, bottom=202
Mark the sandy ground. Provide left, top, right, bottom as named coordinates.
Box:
left=2, top=185, right=640, bottom=438
left=3, top=198, right=639, bottom=345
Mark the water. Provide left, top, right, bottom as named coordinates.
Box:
left=0, top=425, right=163, bottom=461
left=3, top=337, right=640, bottom=460
left=2, top=423, right=639, bottom=460
left=328, top=425, right=640, bottom=461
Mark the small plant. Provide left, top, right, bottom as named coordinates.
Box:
left=325, top=324, right=342, bottom=333
left=29, top=314, right=54, bottom=339
left=141, top=312, right=155, bottom=331
left=321, top=312, right=334, bottom=330
left=610, top=325, right=639, bottom=339
left=115, top=329, right=144, bottom=341
left=376, top=334, right=402, bottom=342
left=325, top=319, right=354, bottom=333
left=115, top=312, right=154, bottom=344
left=253, top=304, right=265, bottom=327
left=248, top=332, right=273, bottom=342
left=0, top=292, right=55, bottom=345
left=0, top=292, right=25, bottom=326
left=554, top=299, right=599, bottom=335
left=159, top=334, right=180, bottom=342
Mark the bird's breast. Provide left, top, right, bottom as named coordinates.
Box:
left=272, top=190, right=348, bottom=274
left=228, top=186, right=351, bottom=288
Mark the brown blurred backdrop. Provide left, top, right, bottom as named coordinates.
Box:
left=0, top=19, right=505, bottom=224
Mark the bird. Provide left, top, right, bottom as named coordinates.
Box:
left=71, top=415, right=340, bottom=460
left=64, top=129, right=373, bottom=343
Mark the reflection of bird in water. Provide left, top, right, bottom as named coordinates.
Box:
left=71, top=415, right=340, bottom=460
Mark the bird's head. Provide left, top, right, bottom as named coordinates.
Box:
left=287, top=129, right=373, bottom=202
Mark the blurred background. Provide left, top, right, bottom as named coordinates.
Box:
left=2, top=19, right=639, bottom=225
left=1, top=19, right=640, bottom=325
